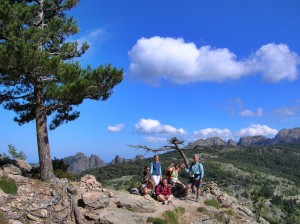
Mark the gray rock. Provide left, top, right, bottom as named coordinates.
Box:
left=98, top=208, right=147, bottom=224
left=0, top=164, right=22, bottom=175
left=81, top=191, right=110, bottom=209
left=237, top=135, right=271, bottom=146
left=63, top=152, right=105, bottom=174
left=273, top=127, right=300, bottom=144
left=227, top=139, right=237, bottom=146
left=116, top=194, right=157, bottom=213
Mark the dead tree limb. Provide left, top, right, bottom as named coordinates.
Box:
left=129, top=137, right=190, bottom=166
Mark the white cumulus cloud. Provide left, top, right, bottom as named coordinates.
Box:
left=134, top=118, right=187, bottom=135
left=107, top=123, right=124, bottom=132
left=239, top=124, right=278, bottom=137
left=128, top=37, right=299, bottom=85
left=251, top=43, right=299, bottom=83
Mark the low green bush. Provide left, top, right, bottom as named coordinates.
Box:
left=147, top=217, right=168, bottom=224
left=204, top=198, right=221, bottom=209
left=0, top=176, right=18, bottom=194
left=163, top=210, right=178, bottom=224
left=197, top=207, right=205, bottom=212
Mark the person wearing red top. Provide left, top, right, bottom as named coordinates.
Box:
left=155, top=179, right=173, bottom=204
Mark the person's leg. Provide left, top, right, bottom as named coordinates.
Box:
left=148, top=181, right=154, bottom=194
left=157, top=194, right=166, bottom=202
left=183, top=183, right=191, bottom=199
left=166, top=194, right=173, bottom=202
left=144, top=187, right=149, bottom=195
left=151, top=175, right=160, bottom=193
left=195, top=180, right=201, bottom=202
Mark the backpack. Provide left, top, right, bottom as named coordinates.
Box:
left=130, top=188, right=140, bottom=195
left=165, top=168, right=171, bottom=181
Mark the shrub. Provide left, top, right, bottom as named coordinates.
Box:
left=0, top=176, right=18, bottom=194
left=204, top=198, right=221, bottom=209
left=197, top=207, right=205, bottom=212
left=163, top=210, right=178, bottom=224
left=147, top=217, right=168, bottom=224
left=174, top=207, right=185, bottom=215
left=52, top=158, right=75, bottom=181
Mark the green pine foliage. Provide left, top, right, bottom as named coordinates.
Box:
left=0, top=0, right=123, bottom=180
left=52, top=157, right=75, bottom=181
left=2, top=144, right=27, bottom=160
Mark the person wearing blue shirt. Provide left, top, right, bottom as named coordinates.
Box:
left=182, top=154, right=204, bottom=202
left=150, top=154, right=162, bottom=195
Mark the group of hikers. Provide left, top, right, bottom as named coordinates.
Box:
left=140, top=154, right=204, bottom=204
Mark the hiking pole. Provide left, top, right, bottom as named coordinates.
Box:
left=169, top=200, right=176, bottom=207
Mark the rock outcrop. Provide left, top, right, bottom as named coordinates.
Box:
left=0, top=165, right=262, bottom=224
left=110, top=154, right=144, bottom=164
left=273, top=127, right=300, bottom=144
left=186, top=137, right=226, bottom=149
left=188, top=127, right=300, bottom=148
left=63, top=152, right=105, bottom=174
left=237, top=135, right=272, bottom=146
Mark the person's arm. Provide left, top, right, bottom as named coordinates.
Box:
left=156, top=185, right=161, bottom=195
left=167, top=163, right=174, bottom=170
left=200, top=163, right=204, bottom=180
left=167, top=187, right=171, bottom=195
left=159, top=163, right=162, bottom=180
left=150, top=162, right=153, bottom=174
left=185, top=164, right=191, bottom=173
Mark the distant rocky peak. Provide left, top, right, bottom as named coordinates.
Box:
left=110, top=154, right=144, bottom=164
left=63, top=153, right=105, bottom=174
left=274, top=127, right=300, bottom=144
left=237, top=135, right=271, bottom=146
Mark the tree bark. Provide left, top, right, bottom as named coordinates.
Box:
left=35, top=80, right=54, bottom=181
left=174, top=143, right=190, bottom=167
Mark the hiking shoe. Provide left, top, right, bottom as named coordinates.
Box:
left=195, top=197, right=200, bottom=202
left=162, top=201, right=166, bottom=205
left=166, top=200, right=172, bottom=205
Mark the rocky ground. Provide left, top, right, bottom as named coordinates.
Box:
left=0, top=162, right=270, bottom=224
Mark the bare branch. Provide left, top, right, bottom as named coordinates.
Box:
left=129, top=137, right=191, bottom=166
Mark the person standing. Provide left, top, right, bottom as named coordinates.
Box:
left=156, top=179, right=173, bottom=204
left=182, top=154, right=204, bottom=202
left=150, top=154, right=162, bottom=195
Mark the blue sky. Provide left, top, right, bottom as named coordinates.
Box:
left=1, top=0, right=300, bottom=163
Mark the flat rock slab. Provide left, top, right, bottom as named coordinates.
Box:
left=116, top=194, right=158, bottom=213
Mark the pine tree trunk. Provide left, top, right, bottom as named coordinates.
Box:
left=35, top=81, right=54, bottom=181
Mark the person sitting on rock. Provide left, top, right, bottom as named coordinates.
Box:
left=167, top=163, right=185, bottom=187
left=156, top=179, right=173, bottom=204
left=141, top=165, right=154, bottom=195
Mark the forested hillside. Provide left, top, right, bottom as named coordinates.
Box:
left=79, top=143, right=300, bottom=224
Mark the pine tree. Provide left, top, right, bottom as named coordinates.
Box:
left=0, top=0, right=123, bottom=180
